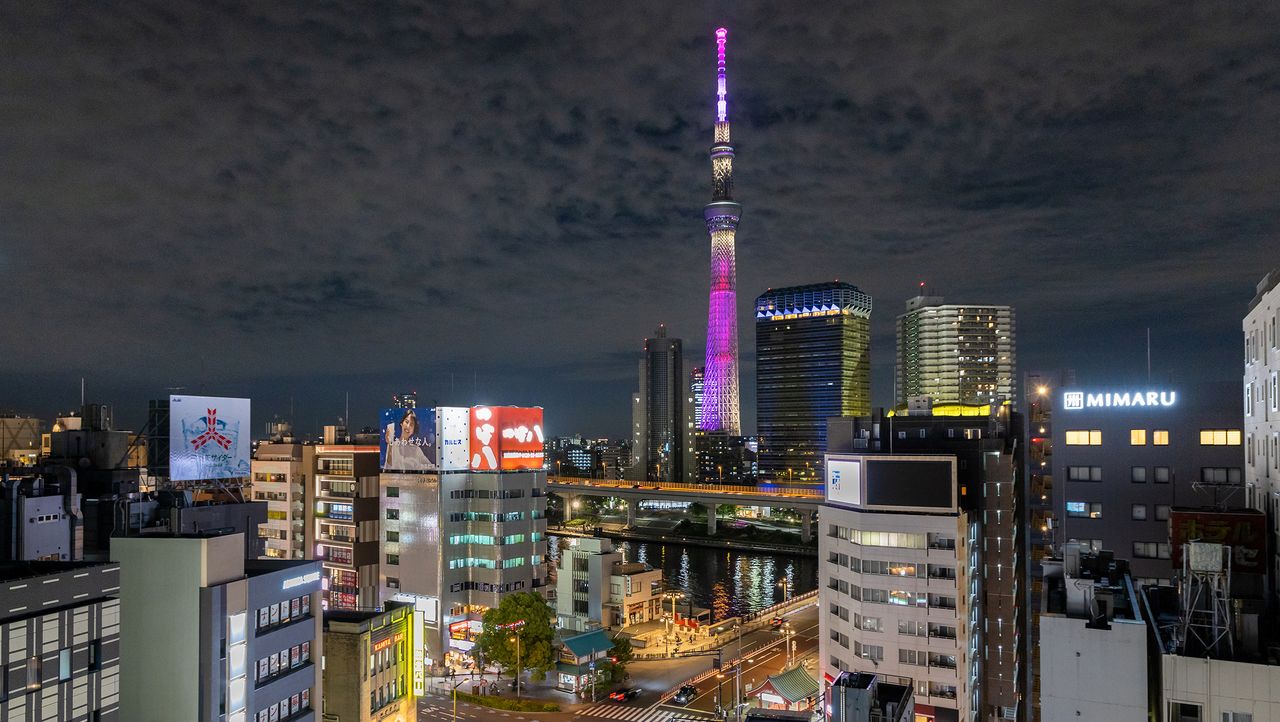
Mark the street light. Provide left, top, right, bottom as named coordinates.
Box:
left=777, top=577, right=791, bottom=604
left=661, top=590, right=686, bottom=657
left=497, top=620, right=526, bottom=699
left=717, top=464, right=724, bottom=484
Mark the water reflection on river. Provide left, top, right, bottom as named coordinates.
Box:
left=548, top=535, right=817, bottom=620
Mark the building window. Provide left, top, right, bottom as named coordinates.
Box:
left=1223, top=712, right=1254, bottom=722
left=386, top=508, right=400, bottom=520
left=1130, top=429, right=1147, bottom=445
left=1131, top=467, right=1147, bottom=483
left=1201, top=468, right=1243, bottom=484
left=58, top=649, right=71, bottom=681
left=25, top=656, right=40, bottom=691
left=1154, top=466, right=1171, bottom=483
left=1066, top=502, right=1102, bottom=518
left=1068, top=466, right=1103, bottom=481
left=1153, top=430, right=1170, bottom=446
left=1133, top=542, right=1159, bottom=558
left=1065, top=430, right=1102, bottom=446
left=386, top=531, right=399, bottom=543
left=386, top=486, right=399, bottom=497
left=1155, top=505, right=1171, bottom=521
left=1200, top=429, right=1243, bottom=446
left=1246, top=383, right=1254, bottom=416
left=1132, top=504, right=1148, bottom=520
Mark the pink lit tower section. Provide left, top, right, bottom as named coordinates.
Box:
left=701, top=27, right=742, bottom=435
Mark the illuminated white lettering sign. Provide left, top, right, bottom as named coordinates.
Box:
left=281, top=571, right=321, bottom=590
left=1063, top=390, right=1177, bottom=410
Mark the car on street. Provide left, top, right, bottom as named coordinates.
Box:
left=769, top=616, right=785, bottom=629
left=609, top=687, right=640, bottom=702
left=672, top=684, right=698, bottom=705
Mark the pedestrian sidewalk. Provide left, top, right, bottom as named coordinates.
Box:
left=424, top=671, right=598, bottom=714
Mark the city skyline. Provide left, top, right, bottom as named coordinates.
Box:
left=4, top=2, right=1278, bottom=438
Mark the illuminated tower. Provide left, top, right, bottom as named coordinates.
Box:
left=700, top=27, right=742, bottom=435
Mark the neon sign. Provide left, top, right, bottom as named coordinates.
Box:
left=1063, top=390, right=1176, bottom=410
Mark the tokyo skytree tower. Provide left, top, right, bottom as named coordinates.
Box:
left=700, top=27, right=742, bottom=435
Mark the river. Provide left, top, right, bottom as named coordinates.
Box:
left=548, top=534, right=818, bottom=621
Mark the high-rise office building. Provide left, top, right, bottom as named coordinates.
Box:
left=1243, top=267, right=1279, bottom=587
left=896, top=295, right=1016, bottom=408
left=700, top=27, right=742, bottom=437
left=1022, top=369, right=1073, bottom=722
left=821, top=409, right=1024, bottom=722
left=689, top=367, right=705, bottom=430
left=756, top=282, right=872, bottom=483
left=114, top=532, right=323, bottom=722
left=626, top=326, right=686, bottom=483
left=393, top=392, right=417, bottom=409
left=0, top=561, right=121, bottom=721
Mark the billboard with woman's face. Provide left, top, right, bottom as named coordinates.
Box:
left=380, top=407, right=437, bottom=471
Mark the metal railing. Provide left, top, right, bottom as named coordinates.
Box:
left=548, top=476, right=824, bottom=498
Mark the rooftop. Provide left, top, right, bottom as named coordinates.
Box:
left=1041, top=546, right=1141, bottom=625
left=324, top=600, right=413, bottom=631
left=1249, top=267, right=1280, bottom=312
left=756, top=664, right=820, bottom=704
left=0, top=561, right=114, bottom=584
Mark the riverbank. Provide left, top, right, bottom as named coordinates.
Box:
left=551, top=523, right=817, bottom=557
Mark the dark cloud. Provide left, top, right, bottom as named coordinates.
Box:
left=1, top=1, right=1277, bottom=435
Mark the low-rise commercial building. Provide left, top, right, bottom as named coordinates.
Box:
left=1038, top=544, right=1147, bottom=722
left=322, top=601, right=415, bottom=722
left=1051, top=381, right=1243, bottom=584
left=1243, top=268, right=1280, bottom=589
left=114, top=532, right=323, bottom=722
left=252, top=442, right=308, bottom=560
left=308, top=443, right=380, bottom=611
left=554, top=537, right=661, bottom=631
left=0, top=561, right=121, bottom=721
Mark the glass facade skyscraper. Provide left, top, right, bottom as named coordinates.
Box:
left=755, top=282, right=872, bottom=482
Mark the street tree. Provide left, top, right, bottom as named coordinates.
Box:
left=475, top=592, right=557, bottom=681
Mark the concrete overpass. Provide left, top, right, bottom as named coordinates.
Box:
left=546, top=476, right=825, bottom=542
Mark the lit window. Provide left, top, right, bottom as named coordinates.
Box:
left=1130, top=429, right=1147, bottom=445
left=1200, top=429, right=1243, bottom=446
left=1153, top=430, right=1169, bottom=446
left=1065, top=430, right=1103, bottom=446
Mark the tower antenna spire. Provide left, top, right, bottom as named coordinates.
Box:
left=715, top=27, right=728, bottom=122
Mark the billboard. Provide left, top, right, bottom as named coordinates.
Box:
left=380, top=407, right=437, bottom=471
left=865, top=458, right=954, bottom=509
left=438, top=407, right=471, bottom=471
left=825, top=458, right=862, bottom=507
left=469, top=406, right=545, bottom=471
left=169, top=395, right=251, bottom=481
left=1170, top=509, right=1266, bottom=573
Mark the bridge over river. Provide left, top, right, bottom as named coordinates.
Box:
left=546, top=476, right=825, bottom=542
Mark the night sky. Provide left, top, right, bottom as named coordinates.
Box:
left=3, top=2, right=1277, bottom=438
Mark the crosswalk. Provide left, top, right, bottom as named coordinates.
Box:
left=575, top=703, right=711, bottom=722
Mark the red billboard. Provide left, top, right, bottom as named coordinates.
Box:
left=469, top=406, right=545, bottom=471
left=1170, top=509, right=1266, bottom=573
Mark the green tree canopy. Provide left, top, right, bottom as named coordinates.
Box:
left=475, top=592, right=557, bottom=681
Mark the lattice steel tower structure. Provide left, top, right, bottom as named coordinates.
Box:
left=700, top=27, right=742, bottom=435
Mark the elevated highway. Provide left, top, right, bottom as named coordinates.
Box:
left=546, top=476, right=825, bottom=541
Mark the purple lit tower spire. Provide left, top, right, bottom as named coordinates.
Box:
left=700, top=27, right=742, bottom=435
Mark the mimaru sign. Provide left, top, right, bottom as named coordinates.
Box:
left=1063, top=390, right=1177, bottom=410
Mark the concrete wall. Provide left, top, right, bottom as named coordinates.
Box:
left=1162, top=654, right=1280, bottom=722
left=114, top=535, right=239, bottom=722
left=1038, top=615, right=1146, bottom=722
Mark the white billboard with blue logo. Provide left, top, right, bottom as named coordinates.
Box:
left=169, top=395, right=251, bottom=481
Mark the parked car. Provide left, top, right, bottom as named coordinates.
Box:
left=609, top=687, right=640, bottom=702
left=673, top=685, right=698, bottom=705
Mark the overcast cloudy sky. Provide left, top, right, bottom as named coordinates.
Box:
left=3, top=1, right=1277, bottom=437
